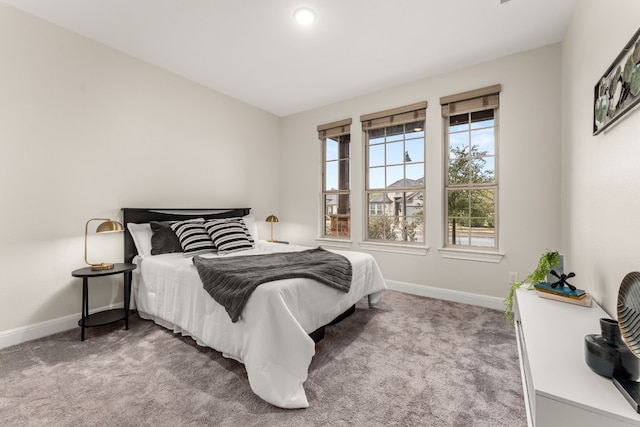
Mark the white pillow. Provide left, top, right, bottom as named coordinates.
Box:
left=127, top=223, right=153, bottom=257
left=242, top=214, right=259, bottom=241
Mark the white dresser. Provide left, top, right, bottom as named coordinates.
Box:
left=514, top=288, right=640, bottom=426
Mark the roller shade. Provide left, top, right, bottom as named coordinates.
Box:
left=360, top=102, right=427, bottom=131
left=440, top=84, right=501, bottom=117
left=317, top=118, right=352, bottom=139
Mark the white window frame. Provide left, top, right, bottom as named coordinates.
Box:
left=318, top=119, right=352, bottom=241
left=440, top=85, right=504, bottom=263
left=361, top=103, right=427, bottom=250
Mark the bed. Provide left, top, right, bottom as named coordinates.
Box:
left=121, top=208, right=387, bottom=409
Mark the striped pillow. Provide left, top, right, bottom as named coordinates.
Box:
left=205, top=218, right=254, bottom=254
left=170, top=218, right=216, bottom=256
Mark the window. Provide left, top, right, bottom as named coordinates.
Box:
left=442, top=85, right=501, bottom=249
left=361, top=103, right=426, bottom=243
left=318, top=119, right=351, bottom=238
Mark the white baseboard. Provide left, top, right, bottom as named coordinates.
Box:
left=0, top=303, right=123, bottom=349
left=1, top=284, right=505, bottom=349
left=387, top=280, right=505, bottom=312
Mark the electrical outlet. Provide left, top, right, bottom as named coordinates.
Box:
left=508, top=272, right=519, bottom=283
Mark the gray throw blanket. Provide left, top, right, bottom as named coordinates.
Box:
left=193, top=247, right=352, bottom=323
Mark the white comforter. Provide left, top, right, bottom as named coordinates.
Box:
left=132, top=241, right=387, bottom=408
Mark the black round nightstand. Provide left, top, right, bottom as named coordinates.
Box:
left=72, top=263, right=137, bottom=341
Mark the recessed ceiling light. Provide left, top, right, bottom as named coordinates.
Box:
left=294, top=7, right=316, bottom=25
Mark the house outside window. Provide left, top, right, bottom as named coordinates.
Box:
left=442, top=85, right=501, bottom=249
left=318, top=119, right=351, bottom=239
left=361, top=102, right=427, bottom=243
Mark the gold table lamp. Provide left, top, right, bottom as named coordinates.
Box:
left=85, top=218, right=123, bottom=270
left=265, top=214, right=279, bottom=242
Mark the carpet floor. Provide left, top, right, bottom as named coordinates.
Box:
left=0, top=290, right=526, bottom=426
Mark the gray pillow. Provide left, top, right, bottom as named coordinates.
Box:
left=150, top=221, right=183, bottom=255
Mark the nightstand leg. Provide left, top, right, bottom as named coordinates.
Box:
left=81, top=277, right=88, bottom=341
left=124, top=271, right=131, bottom=330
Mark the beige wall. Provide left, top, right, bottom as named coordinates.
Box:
left=0, top=4, right=280, bottom=332
left=562, top=0, right=640, bottom=317
left=7, top=0, right=628, bottom=338
left=279, top=44, right=563, bottom=300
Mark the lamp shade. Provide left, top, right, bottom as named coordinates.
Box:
left=96, top=220, right=124, bottom=233
left=265, top=215, right=279, bottom=223
left=85, top=218, right=124, bottom=270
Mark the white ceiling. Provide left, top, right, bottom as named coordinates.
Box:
left=1, top=0, right=577, bottom=117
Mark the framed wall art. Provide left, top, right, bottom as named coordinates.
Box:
left=593, top=27, right=640, bottom=135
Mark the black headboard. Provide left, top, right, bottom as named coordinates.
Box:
left=121, top=208, right=251, bottom=263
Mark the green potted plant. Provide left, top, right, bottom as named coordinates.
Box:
left=504, top=250, right=562, bottom=324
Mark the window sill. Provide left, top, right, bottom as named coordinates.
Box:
left=358, top=241, right=429, bottom=256
left=316, top=237, right=353, bottom=250
left=438, top=247, right=504, bottom=263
